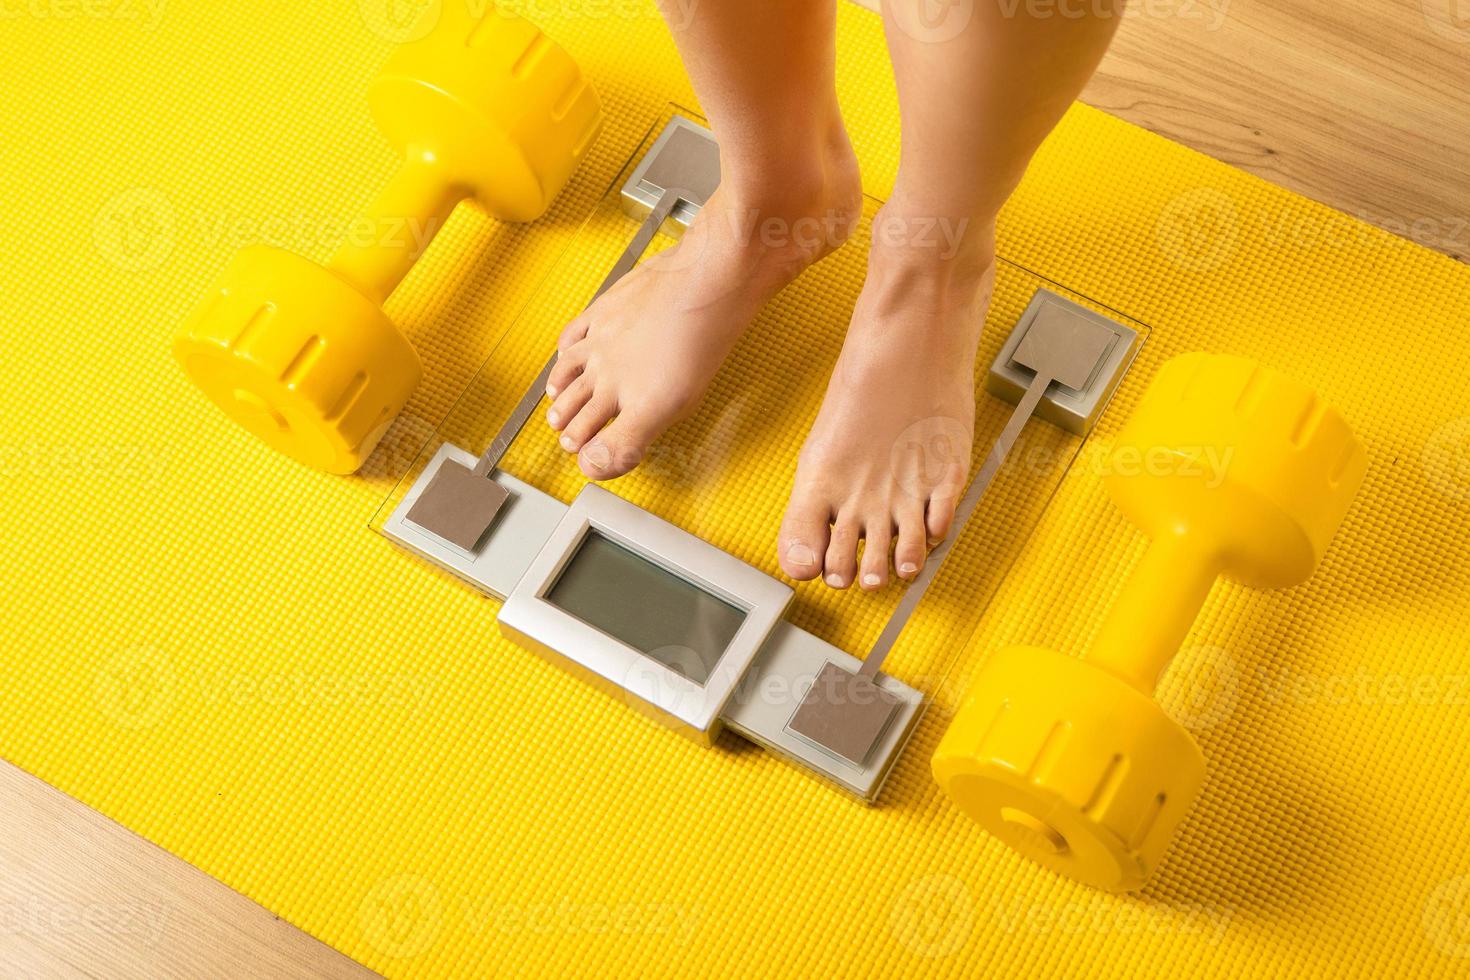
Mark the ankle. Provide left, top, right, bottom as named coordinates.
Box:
left=717, top=114, right=859, bottom=215
left=868, top=202, right=997, bottom=283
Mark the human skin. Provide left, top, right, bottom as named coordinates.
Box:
left=546, top=0, right=1123, bottom=589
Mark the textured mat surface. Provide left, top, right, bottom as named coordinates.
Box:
left=2, top=2, right=1469, bottom=978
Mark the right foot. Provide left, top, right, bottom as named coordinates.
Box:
left=545, top=132, right=862, bottom=481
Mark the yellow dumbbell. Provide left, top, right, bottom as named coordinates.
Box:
left=174, top=6, right=602, bottom=474
left=933, top=353, right=1369, bottom=891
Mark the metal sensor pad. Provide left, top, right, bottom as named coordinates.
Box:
left=384, top=445, right=567, bottom=601
left=621, top=115, right=722, bottom=235
left=988, top=290, right=1140, bottom=435
left=405, top=460, right=510, bottom=553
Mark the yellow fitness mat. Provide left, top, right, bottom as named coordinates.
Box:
left=3, top=2, right=1469, bottom=977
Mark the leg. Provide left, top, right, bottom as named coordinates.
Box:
left=546, top=0, right=861, bottom=480
left=779, top=0, right=1124, bottom=589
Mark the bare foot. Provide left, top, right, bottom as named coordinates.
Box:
left=545, top=131, right=862, bottom=480
left=778, top=210, right=997, bottom=590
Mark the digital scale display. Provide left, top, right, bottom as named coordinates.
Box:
left=545, top=531, right=746, bottom=687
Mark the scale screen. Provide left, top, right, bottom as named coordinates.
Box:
left=546, top=531, right=747, bottom=686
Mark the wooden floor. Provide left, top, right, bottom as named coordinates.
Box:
left=862, top=0, right=1470, bottom=262
left=0, top=762, right=376, bottom=979
left=4, top=3, right=1466, bottom=978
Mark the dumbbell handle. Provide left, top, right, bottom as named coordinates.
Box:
left=326, top=153, right=465, bottom=305
left=1086, top=529, right=1222, bottom=694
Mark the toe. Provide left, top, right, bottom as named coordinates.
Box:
left=894, top=502, right=928, bottom=581
left=546, top=346, right=587, bottom=398
left=558, top=314, right=591, bottom=352
left=778, top=493, right=833, bottom=582
left=859, top=520, right=893, bottom=592
left=823, top=517, right=861, bottom=590
left=925, top=490, right=961, bottom=544
left=924, top=458, right=968, bottom=542
left=547, top=376, right=594, bottom=432
left=558, top=393, right=616, bottom=454
left=579, top=409, right=664, bottom=480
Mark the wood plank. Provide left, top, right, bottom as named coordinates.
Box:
left=0, top=762, right=376, bottom=979
left=850, top=0, right=1470, bottom=261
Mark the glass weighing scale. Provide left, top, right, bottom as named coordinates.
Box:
left=373, top=109, right=1150, bottom=803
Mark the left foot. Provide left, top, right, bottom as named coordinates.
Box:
left=777, top=211, right=996, bottom=590
left=545, top=123, right=862, bottom=481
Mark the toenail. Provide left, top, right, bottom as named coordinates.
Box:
left=547, top=409, right=560, bottom=427
left=899, top=562, right=920, bottom=577
left=862, top=574, right=881, bottom=588
left=582, top=441, right=612, bottom=471
left=826, top=574, right=846, bottom=588
left=560, top=435, right=577, bottom=452
left=786, top=544, right=816, bottom=567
